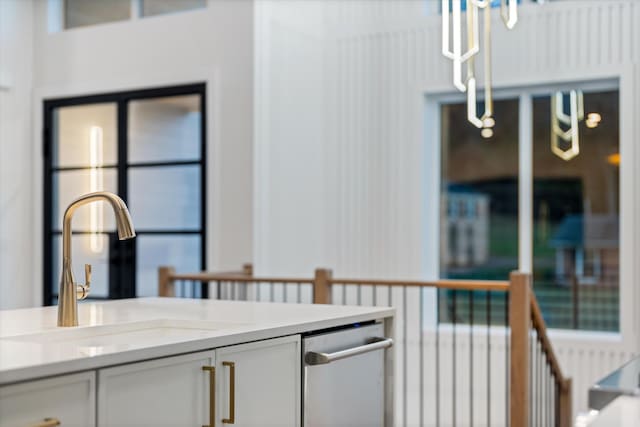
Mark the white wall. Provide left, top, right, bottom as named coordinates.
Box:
left=254, top=0, right=328, bottom=276
left=0, top=0, right=35, bottom=309
left=0, top=0, right=254, bottom=308
left=255, top=0, right=640, bottom=415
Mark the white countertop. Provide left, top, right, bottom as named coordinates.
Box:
left=0, top=298, right=393, bottom=385
left=586, top=396, right=640, bottom=427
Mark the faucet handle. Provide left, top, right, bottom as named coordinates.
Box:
left=76, top=264, right=91, bottom=300
left=85, top=264, right=92, bottom=288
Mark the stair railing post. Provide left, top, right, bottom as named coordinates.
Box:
left=558, top=378, right=573, bottom=427
left=313, top=268, right=332, bottom=304
left=509, top=271, right=531, bottom=427
left=242, top=263, right=253, bottom=276
left=158, top=266, right=176, bottom=297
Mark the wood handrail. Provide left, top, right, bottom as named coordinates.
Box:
left=168, top=267, right=509, bottom=292
left=529, top=289, right=573, bottom=426
left=330, top=278, right=510, bottom=291
left=169, top=273, right=314, bottom=284
left=530, top=290, right=569, bottom=389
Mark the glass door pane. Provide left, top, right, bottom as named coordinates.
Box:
left=136, top=235, right=201, bottom=297
left=128, top=165, right=201, bottom=230
left=53, top=103, right=118, bottom=168
left=128, top=95, right=201, bottom=163
left=49, top=102, right=119, bottom=301
left=126, top=94, right=204, bottom=297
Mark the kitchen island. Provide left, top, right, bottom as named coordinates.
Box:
left=0, top=298, right=394, bottom=426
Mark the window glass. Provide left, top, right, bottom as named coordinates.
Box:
left=52, top=234, right=110, bottom=298
left=440, top=99, right=519, bottom=280
left=439, top=99, right=519, bottom=324
left=532, top=90, right=619, bottom=331
left=438, top=0, right=521, bottom=14
left=65, top=0, right=131, bottom=29
left=128, top=95, right=201, bottom=163
left=53, top=103, right=118, bottom=168
left=142, top=0, right=206, bottom=17
left=52, top=168, right=118, bottom=232
left=128, top=165, right=201, bottom=230
left=136, top=235, right=201, bottom=297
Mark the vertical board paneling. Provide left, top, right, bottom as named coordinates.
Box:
left=255, top=0, right=640, bottom=419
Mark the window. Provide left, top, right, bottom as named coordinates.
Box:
left=65, top=0, right=131, bottom=29
left=434, top=0, right=529, bottom=15
left=439, top=98, right=519, bottom=324
left=142, top=0, right=206, bottom=17
left=43, top=84, right=206, bottom=303
left=436, top=87, right=620, bottom=332
left=62, top=0, right=207, bottom=30
left=440, top=99, right=519, bottom=280
left=532, top=90, right=619, bottom=331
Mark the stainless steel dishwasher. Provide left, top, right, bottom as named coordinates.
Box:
left=303, top=322, right=393, bottom=427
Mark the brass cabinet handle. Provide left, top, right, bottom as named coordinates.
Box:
left=222, top=361, right=235, bottom=424
left=202, top=366, right=216, bottom=427
left=27, top=419, right=61, bottom=427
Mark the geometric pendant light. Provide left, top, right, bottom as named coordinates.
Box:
left=441, top=0, right=519, bottom=136
left=550, top=90, right=584, bottom=161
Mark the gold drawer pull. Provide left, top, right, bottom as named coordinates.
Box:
left=27, top=419, right=60, bottom=427
left=222, top=361, right=235, bottom=424
left=202, top=366, right=216, bottom=427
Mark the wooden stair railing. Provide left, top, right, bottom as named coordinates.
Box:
left=510, top=272, right=573, bottom=427
left=158, top=264, right=571, bottom=427
left=529, top=280, right=573, bottom=427
left=158, top=263, right=254, bottom=297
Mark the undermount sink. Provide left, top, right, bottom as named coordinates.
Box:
left=1, top=319, right=248, bottom=348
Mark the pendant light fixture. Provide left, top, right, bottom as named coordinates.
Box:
left=550, top=90, right=584, bottom=161
left=441, top=0, right=519, bottom=134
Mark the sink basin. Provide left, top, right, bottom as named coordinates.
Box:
left=1, top=319, right=247, bottom=348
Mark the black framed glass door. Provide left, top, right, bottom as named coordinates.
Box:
left=43, top=83, right=207, bottom=304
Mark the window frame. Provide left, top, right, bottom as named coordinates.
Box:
left=427, top=78, right=628, bottom=336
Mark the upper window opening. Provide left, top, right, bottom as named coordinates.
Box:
left=62, top=0, right=207, bottom=30
left=65, top=0, right=131, bottom=29
left=142, top=0, right=206, bottom=18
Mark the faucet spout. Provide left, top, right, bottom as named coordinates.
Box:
left=58, top=191, right=136, bottom=327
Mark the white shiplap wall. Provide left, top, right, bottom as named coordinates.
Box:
left=0, top=0, right=34, bottom=310
left=255, top=0, right=640, bottom=418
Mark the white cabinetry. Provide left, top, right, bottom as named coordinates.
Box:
left=98, top=350, right=215, bottom=427
left=0, top=371, right=96, bottom=427
left=215, top=335, right=300, bottom=427
left=97, top=335, right=300, bottom=427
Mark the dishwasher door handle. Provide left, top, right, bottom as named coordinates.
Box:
left=305, top=337, right=393, bottom=365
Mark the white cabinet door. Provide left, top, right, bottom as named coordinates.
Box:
left=215, top=335, right=301, bottom=427
left=0, top=371, right=96, bottom=427
left=98, top=350, right=215, bottom=427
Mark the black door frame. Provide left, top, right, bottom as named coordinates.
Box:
left=43, top=83, right=207, bottom=305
